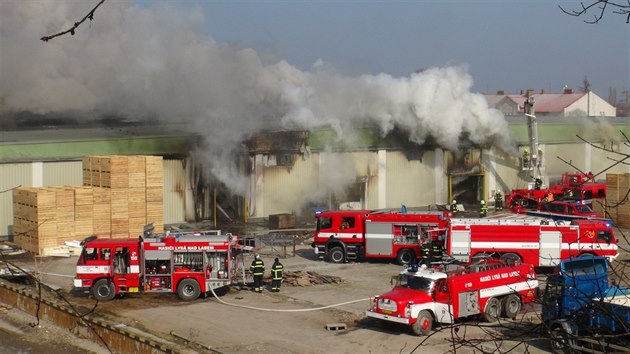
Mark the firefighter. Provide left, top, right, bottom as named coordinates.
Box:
left=431, top=239, right=444, bottom=264
left=494, top=191, right=503, bottom=211
left=479, top=200, right=488, bottom=217
left=420, top=238, right=432, bottom=266
left=250, top=254, right=265, bottom=293
left=270, top=257, right=284, bottom=292
left=522, top=148, right=530, bottom=168
left=451, top=199, right=459, bottom=215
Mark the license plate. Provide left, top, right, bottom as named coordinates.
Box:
left=381, top=309, right=392, bottom=315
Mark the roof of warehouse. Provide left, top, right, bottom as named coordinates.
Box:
left=1, top=116, right=628, bottom=162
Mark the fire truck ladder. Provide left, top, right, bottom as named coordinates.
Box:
left=451, top=216, right=552, bottom=226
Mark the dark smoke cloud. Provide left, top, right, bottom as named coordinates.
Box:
left=0, top=0, right=514, bottom=196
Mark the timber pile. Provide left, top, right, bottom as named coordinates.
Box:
left=12, top=155, right=164, bottom=255
left=83, top=155, right=164, bottom=237
left=278, top=271, right=345, bottom=287
left=599, top=173, right=630, bottom=228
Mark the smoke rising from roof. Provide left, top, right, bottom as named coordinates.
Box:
left=0, top=1, right=514, bottom=197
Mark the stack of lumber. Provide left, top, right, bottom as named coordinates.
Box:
left=12, top=186, right=104, bottom=254
left=605, top=173, right=630, bottom=228
left=82, top=155, right=164, bottom=237
left=12, top=155, right=164, bottom=255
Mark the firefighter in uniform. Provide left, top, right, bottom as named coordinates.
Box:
left=420, top=239, right=432, bottom=266
left=479, top=200, right=488, bottom=217
left=250, top=254, right=265, bottom=293
left=451, top=199, right=459, bottom=215
left=494, top=191, right=503, bottom=211
left=270, top=257, right=284, bottom=292
left=431, top=239, right=444, bottom=264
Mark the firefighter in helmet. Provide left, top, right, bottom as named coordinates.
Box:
left=250, top=254, right=265, bottom=293
left=494, top=191, right=503, bottom=211
left=431, top=238, right=444, bottom=264
left=522, top=148, right=530, bottom=168
left=420, top=238, right=432, bottom=266
left=451, top=199, right=459, bottom=215
left=270, top=257, right=284, bottom=293
left=479, top=200, right=488, bottom=218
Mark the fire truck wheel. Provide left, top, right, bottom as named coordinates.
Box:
left=549, top=324, right=576, bottom=354
left=502, top=294, right=521, bottom=318
left=500, top=253, right=521, bottom=266
left=411, top=310, right=433, bottom=336
left=472, top=253, right=492, bottom=263
left=482, top=297, right=501, bottom=322
left=328, top=247, right=345, bottom=264
left=92, top=279, right=116, bottom=301
left=397, top=249, right=415, bottom=266
left=177, top=278, right=201, bottom=301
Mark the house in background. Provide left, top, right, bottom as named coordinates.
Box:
left=484, top=88, right=616, bottom=117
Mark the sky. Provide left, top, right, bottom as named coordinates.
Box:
left=0, top=0, right=627, bottom=199
left=148, top=0, right=629, bottom=98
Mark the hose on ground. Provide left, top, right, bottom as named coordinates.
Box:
left=209, top=286, right=369, bottom=312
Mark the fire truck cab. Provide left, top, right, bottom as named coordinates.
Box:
left=366, top=260, right=538, bottom=335
left=72, top=228, right=238, bottom=301
left=313, top=209, right=450, bottom=265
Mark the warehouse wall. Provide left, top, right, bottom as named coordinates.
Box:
left=0, top=163, right=33, bottom=236
left=385, top=151, right=436, bottom=208
left=163, top=159, right=186, bottom=224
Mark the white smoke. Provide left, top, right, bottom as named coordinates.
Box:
left=0, top=0, right=514, bottom=197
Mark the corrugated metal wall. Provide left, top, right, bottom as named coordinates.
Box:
left=43, top=161, right=82, bottom=186
left=261, top=155, right=319, bottom=216
left=163, top=159, right=186, bottom=224
left=385, top=151, right=436, bottom=208
left=0, top=163, right=33, bottom=236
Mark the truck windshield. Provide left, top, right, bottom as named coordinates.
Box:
left=396, top=274, right=434, bottom=292
left=575, top=205, right=592, bottom=213
left=317, top=217, right=332, bottom=231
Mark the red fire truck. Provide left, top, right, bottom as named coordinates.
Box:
left=445, top=216, right=618, bottom=267
left=71, top=227, right=240, bottom=301
left=312, top=209, right=451, bottom=265
left=366, top=260, right=538, bottom=335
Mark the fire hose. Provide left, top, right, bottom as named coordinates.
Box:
left=209, top=286, right=368, bottom=312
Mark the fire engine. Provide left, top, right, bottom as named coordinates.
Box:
left=504, top=91, right=605, bottom=213
left=444, top=216, right=618, bottom=267
left=366, top=260, right=538, bottom=335
left=71, top=226, right=240, bottom=301
left=312, top=209, right=451, bottom=265
left=506, top=172, right=607, bottom=214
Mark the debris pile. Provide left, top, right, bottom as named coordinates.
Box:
left=278, top=271, right=345, bottom=287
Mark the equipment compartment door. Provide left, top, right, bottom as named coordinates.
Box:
left=365, top=222, right=393, bottom=256
left=539, top=231, right=561, bottom=266
left=458, top=291, right=480, bottom=317
left=450, top=230, right=471, bottom=262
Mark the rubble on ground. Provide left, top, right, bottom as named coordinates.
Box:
left=274, top=271, right=345, bottom=287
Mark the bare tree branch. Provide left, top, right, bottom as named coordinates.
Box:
left=559, top=1, right=630, bottom=24
left=40, top=0, right=106, bottom=42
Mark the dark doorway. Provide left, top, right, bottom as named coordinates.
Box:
left=450, top=174, right=485, bottom=212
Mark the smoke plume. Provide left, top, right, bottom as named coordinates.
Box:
left=0, top=0, right=514, bottom=197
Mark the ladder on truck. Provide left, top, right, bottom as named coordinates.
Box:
left=451, top=215, right=552, bottom=226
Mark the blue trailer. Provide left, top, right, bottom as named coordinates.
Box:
left=542, top=256, right=630, bottom=353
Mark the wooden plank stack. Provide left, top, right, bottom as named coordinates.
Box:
left=82, top=155, right=164, bottom=237
left=12, top=155, right=164, bottom=255
left=12, top=188, right=57, bottom=254
left=604, top=173, right=630, bottom=228
left=269, top=213, right=296, bottom=229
